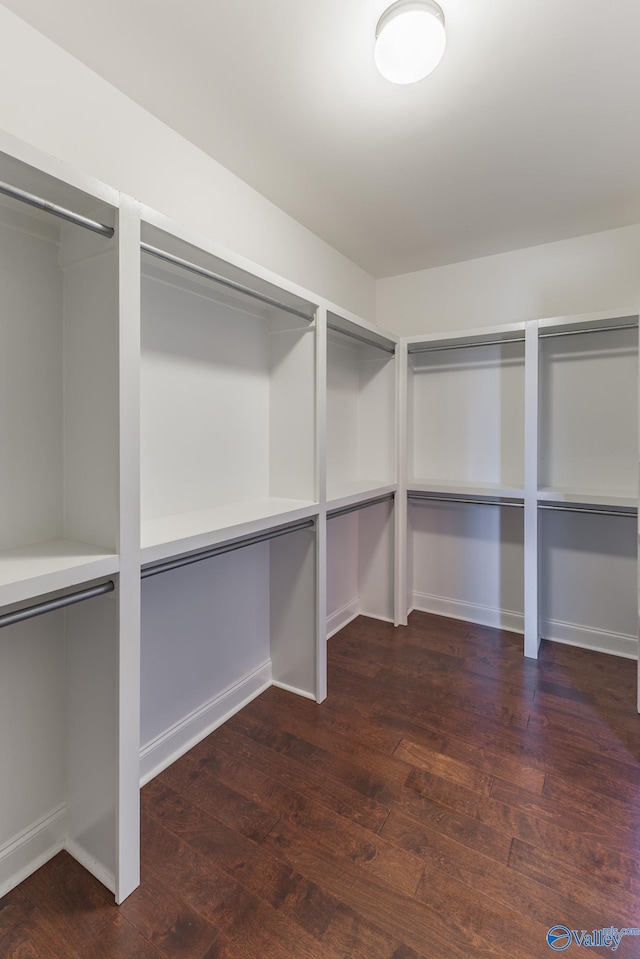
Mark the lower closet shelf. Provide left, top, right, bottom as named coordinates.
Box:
left=140, top=498, right=318, bottom=564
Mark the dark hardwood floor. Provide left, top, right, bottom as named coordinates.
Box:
left=2, top=611, right=640, bottom=958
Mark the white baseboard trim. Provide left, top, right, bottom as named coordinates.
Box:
left=0, top=803, right=66, bottom=898
left=140, top=660, right=272, bottom=786
left=541, top=619, right=638, bottom=660
left=327, top=598, right=360, bottom=639
left=65, top=838, right=115, bottom=895
left=271, top=680, right=317, bottom=701
left=413, top=592, right=524, bottom=634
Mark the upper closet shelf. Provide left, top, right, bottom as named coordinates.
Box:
left=406, top=322, right=526, bottom=354
left=140, top=498, right=319, bottom=564
left=326, top=482, right=398, bottom=513
left=537, top=311, right=639, bottom=338
left=0, top=540, right=119, bottom=609
left=141, top=216, right=318, bottom=325
left=407, top=480, right=524, bottom=501
left=327, top=312, right=397, bottom=353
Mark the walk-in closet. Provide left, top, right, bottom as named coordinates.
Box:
left=0, top=136, right=638, bottom=913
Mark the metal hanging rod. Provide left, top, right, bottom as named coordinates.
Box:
left=538, top=322, right=638, bottom=340
left=327, top=493, right=394, bottom=520
left=408, top=492, right=524, bottom=509
left=327, top=320, right=396, bottom=355
left=141, top=243, right=316, bottom=322
left=538, top=503, right=637, bottom=519
left=0, top=580, right=115, bottom=630
left=141, top=519, right=315, bottom=580
left=408, top=336, right=525, bottom=355
left=0, top=179, right=114, bottom=238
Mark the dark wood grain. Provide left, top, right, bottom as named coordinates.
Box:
left=321, top=902, right=428, bottom=959
left=119, top=871, right=219, bottom=959
left=2, top=610, right=639, bottom=958
left=0, top=888, right=34, bottom=939
left=16, top=852, right=161, bottom=958
left=0, top=903, right=83, bottom=959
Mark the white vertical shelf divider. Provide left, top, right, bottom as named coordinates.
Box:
left=524, top=320, right=540, bottom=659
left=396, top=339, right=409, bottom=626
left=316, top=305, right=328, bottom=509
left=115, top=195, right=141, bottom=903
left=315, top=306, right=328, bottom=700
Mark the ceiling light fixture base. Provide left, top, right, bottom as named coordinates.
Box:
left=375, top=0, right=446, bottom=85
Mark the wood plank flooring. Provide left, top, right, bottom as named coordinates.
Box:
left=2, top=611, right=640, bottom=958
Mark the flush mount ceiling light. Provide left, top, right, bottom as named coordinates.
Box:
left=375, top=0, right=446, bottom=84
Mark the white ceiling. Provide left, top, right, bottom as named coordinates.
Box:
left=4, top=0, right=640, bottom=278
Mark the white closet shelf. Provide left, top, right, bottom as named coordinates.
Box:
left=537, top=487, right=638, bottom=510
left=0, top=540, right=119, bottom=608
left=537, top=311, right=638, bottom=337
left=327, top=312, right=397, bottom=354
left=140, top=498, right=318, bottom=564
left=326, top=482, right=397, bottom=512
left=407, top=322, right=526, bottom=354
left=408, top=480, right=524, bottom=500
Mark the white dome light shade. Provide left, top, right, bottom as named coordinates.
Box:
left=375, top=0, right=446, bottom=84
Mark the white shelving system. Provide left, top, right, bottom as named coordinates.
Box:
left=325, top=313, right=399, bottom=635
left=401, top=313, right=639, bottom=664
left=326, top=312, right=397, bottom=506
left=138, top=215, right=324, bottom=783
left=0, top=144, right=140, bottom=904
left=140, top=220, right=319, bottom=562
left=1, top=130, right=638, bottom=910
left=403, top=325, right=526, bottom=633
left=532, top=311, right=639, bottom=660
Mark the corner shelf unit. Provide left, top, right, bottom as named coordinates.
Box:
left=403, top=325, right=526, bottom=634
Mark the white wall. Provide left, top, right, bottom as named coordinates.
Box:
left=0, top=6, right=375, bottom=320
left=377, top=224, right=640, bottom=335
